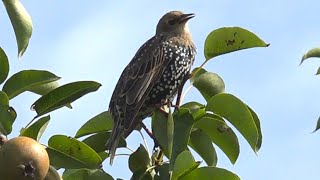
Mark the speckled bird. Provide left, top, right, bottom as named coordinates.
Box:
left=106, top=11, right=196, bottom=164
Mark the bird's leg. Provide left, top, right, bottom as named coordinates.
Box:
left=140, top=122, right=160, bottom=149
left=175, top=73, right=191, bottom=109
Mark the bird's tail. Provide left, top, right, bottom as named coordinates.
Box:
left=106, top=122, right=123, bottom=165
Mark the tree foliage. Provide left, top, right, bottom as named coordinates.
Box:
left=0, top=1, right=269, bottom=179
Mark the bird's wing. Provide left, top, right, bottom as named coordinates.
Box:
left=110, top=35, right=169, bottom=129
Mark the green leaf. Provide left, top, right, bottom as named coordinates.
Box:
left=167, top=109, right=174, bottom=159
left=0, top=105, right=17, bottom=135
left=190, top=67, right=207, bottom=84
left=32, top=81, right=101, bottom=118
left=44, top=166, right=61, bottom=180
left=152, top=110, right=169, bottom=154
left=206, top=93, right=259, bottom=152
left=188, top=129, right=217, bottom=166
left=154, top=163, right=169, bottom=180
left=82, top=131, right=126, bottom=152
left=0, top=91, right=9, bottom=105
left=129, top=144, right=150, bottom=173
left=182, top=167, right=240, bottom=180
left=312, top=116, right=320, bottom=133
left=170, top=108, right=194, bottom=168
left=75, top=111, right=113, bottom=138
left=63, top=169, right=113, bottom=180
left=0, top=47, right=9, bottom=85
left=48, top=135, right=102, bottom=169
left=204, top=27, right=269, bottom=60
left=193, top=72, right=225, bottom=101
left=20, top=115, right=50, bottom=141
left=28, top=81, right=59, bottom=95
left=130, top=169, right=153, bottom=180
left=2, top=70, right=60, bottom=99
left=181, top=102, right=206, bottom=121
left=247, top=106, right=262, bottom=151
left=194, top=116, right=239, bottom=164
left=3, top=0, right=33, bottom=58
left=301, top=47, right=320, bottom=65
left=172, top=151, right=200, bottom=180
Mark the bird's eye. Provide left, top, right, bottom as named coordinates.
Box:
left=168, top=19, right=176, bottom=25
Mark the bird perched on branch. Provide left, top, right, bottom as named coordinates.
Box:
left=106, top=11, right=196, bottom=164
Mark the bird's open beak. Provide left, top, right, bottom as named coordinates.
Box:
left=179, top=13, right=195, bottom=23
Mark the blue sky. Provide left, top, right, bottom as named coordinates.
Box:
left=1, top=1, right=320, bottom=179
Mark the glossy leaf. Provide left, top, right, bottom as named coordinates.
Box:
left=129, top=144, right=150, bottom=173
left=193, top=72, right=225, bottom=101
left=2, top=70, right=60, bottom=99
left=189, top=129, right=217, bottom=166
left=0, top=105, right=17, bottom=135
left=167, top=109, right=174, bottom=159
left=32, top=81, right=101, bottom=118
left=172, top=151, right=200, bottom=180
left=44, top=166, right=61, bottom=180
left=3, top=0, right=33, bottom=57
left=170, top=108, right=194, bottom=168
left=182, top=167, right=240, bottom=180
left=63, top=169, right=113, bottom=180
left=301, top=47, right=320, bottom=65
left=20, top=115, right=50, bottom=141
left=48, top=135, right=102, bottom=169
left=206, top=93, right=259, bottom=152
left=82, top=131, right=126, bottom=152
left=312, top=116, right=320, bottom=133
left=194, top=116, right=239, bottom=164
left=204, top=27, right=269, bottom=60
left=0, top=91, right=9, bottom=105
left=75, top=111, right=113, bottom=138
left=0, top=47, right=9, bottom=85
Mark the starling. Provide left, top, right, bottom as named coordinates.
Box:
left=107, top=11, right=196, bottom=164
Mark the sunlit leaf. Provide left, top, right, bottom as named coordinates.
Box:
left=194, top=116, right=239, bottom=164
left=3, top=0, right=33, bottom=57
left=181, top=102, right=205, bottom=121
left=170, top=108, right=194, bottom=168
left=193, top=72, right=225, bottom=101
left=247, top=106, right=262, bottom=151
left=301, top=48, right=320, bottom=65
left=204, top=27, right=269, bottom=60
left=63, top=169, right=113, bottom=180
left=189, top=129, right=217, bottom=166
left=75, top=111, right=113, bottom=138
left=0, top=105, right=16, bottom=135
left=48, top=135, right=102, bottom=169
left=190, top=67, right=207, bottom=84
left=20, top=115, right=50, bottom=141
left=2, top=70, right=60, bottom=99
left=206, top=93, right=259, bottom=152
left=32, top=81, right=101, bottom=118
left=0, top=47, right=9, bottom=85
left=82, top=131, right=126, bottom=152
left=129, top=144, right=150, bottom=173
left=172, top=151, right=200, bottom=180
left=182, top=167, right=240, bottom=180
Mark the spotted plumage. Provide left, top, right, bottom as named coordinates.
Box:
left=107, top=11, right=196, bottom=164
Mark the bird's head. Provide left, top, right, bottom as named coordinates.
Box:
left=156, top=11, right=195, bottom=35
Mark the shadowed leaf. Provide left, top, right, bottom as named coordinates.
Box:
left=0, top=47, right=9, bottom=85
left=312, top=116, right=320, bottom=133
left=63, top=169, right=113, bottom=180
left=0, top=105, right=16, bottom=135
left=20, top=115, right=50, bottom=141
left=128, top=144, right=150, bottom=173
